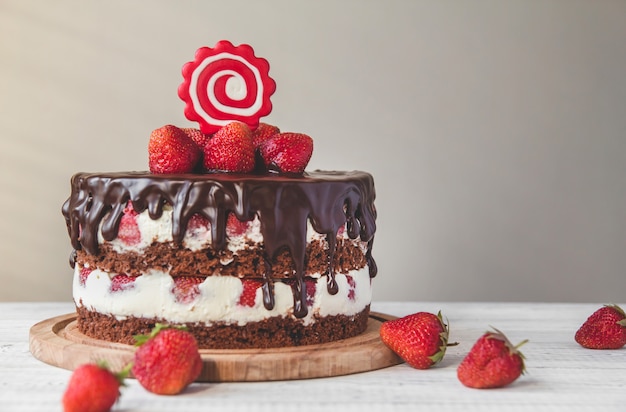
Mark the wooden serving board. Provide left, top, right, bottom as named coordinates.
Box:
left=29, top=312, right=403, bottom=382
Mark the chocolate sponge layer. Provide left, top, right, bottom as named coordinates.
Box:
left=75, top=238, right=367, bottom=279
left=76, top=305, right=370, bottom=349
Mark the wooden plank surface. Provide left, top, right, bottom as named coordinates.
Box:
left=29, top=312, right=402, bottom=382
left=2, top=302, right=626, bottom=411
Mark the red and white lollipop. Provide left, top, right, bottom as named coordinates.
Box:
left=178, top=41, right=276, bottom=135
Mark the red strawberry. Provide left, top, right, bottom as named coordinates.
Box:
left=380, top=311, right=452, bottom=369
left=346, top=275, right=356, bottom=301
left=575, top=304, right=626, bottom=349
left=186, top=214, right=210, bottom=236
left=171, top=277, right=204, bottom=304
left=226, top=213, right=250, bottom=237
left=203, top=122, right=255, bottom=173
left=110, top=274, right=136, bottom=293
left=79, top=267, right=92, bottom=287
left=62, top=361, right=128, bottom=412
left=305, top=278, right=316, bottom=306
left=337, top=225, right=345, bottom=238
left=251, top=122, right=280, bottom=149
left=117, top=203, right=141, bottom=245
left=132, top=324, right=202, bottom=395
left=148, top=125, right=201, bottom=174
left=238, top=279, right=262, bottom=307
left=181, top=127, right=211, bottom=149
left=457, top=328, right=527, bottom=389
left=259, top=132, right=313, bottom=174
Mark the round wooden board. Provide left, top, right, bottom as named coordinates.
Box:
left=29, top=312, right=403, bottom=382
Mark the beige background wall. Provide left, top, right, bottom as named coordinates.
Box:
left=1, top=0, right=625, bottom=303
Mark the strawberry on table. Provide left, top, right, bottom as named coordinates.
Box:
left=457, top=328, right=527, bottom=389
left=62, top=361, right=128, bottom=412
left=203, top=122, right=255, bottom=173
left=148, top=125, right=201, bottom=174
left=132, top=324, right=202, bottom=395
left=259, top=132, right=313, bottom=174
left=379, top=311, right=452, bottom=369
left=575, top=304, right=626, bottom=349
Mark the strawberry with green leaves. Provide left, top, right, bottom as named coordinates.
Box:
left=457, top=328, right=527, bottom=389
left=379, top=311, right=452, bottom=369
left=62, top=361, right=129, bottom=412
left=575, top=304, right=626, bottom=349
left=132, top=324, right=202, bottom=395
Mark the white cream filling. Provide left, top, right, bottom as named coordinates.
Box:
left=73, top=267, right=371, bottom=326
left=97, top=208, right=350, bottom=254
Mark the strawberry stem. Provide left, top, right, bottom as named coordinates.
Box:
left=133, top=323, right=188, bottom=346
left=116, top=362, right=133, bottom=386
left=514, top=339, right=529, bottom=351
left=94, top=360, right=132, bottom=386
left=429, top=311, right=454, bottom=365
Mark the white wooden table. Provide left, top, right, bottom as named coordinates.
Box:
left=2, top=301, right=625, bottom=411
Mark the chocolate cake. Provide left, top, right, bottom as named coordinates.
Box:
left=61, top=41, right=378, bottom=349
left=62, top=171, right=376, bottom=348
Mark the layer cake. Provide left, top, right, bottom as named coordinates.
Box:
left=63, top=171, right=376, bottom=348
left=61, top=40, right=378, bottom=349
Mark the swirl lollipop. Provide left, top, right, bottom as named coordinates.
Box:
left=178, top=41, right=276, bottom=135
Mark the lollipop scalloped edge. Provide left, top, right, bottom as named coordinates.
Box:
left=178, top=40, right=276, bottom=135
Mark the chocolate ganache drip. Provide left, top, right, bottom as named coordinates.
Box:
left=62, top=170, right=377, bottom=318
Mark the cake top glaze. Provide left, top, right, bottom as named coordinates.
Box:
left=62, top=170, right=376, bottom=260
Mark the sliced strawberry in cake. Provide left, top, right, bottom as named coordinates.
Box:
left=238, top=279, right=262, bottom=307
left=110, top=274, right=136, bottom=293
left=172, top=277, right=204, bottom=304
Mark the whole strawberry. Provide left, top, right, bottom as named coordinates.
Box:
left=575, top=304, right=626, bottom=349
left=203, top=122, right=255, bottom=173
left=457, top=328, right=527, bottom=389
left=259, top=132, right=313, bottom=174
left=62, top=361, right=128, bottom=412
left=251, top=122, right=280, bottom=149
left=148, top=125, right=201, bottom=174
left=181, top=127, right=211, bottom=149
left=132, top=324, right=202, bottom=395
left=379, top=311, right=452, bottom=369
